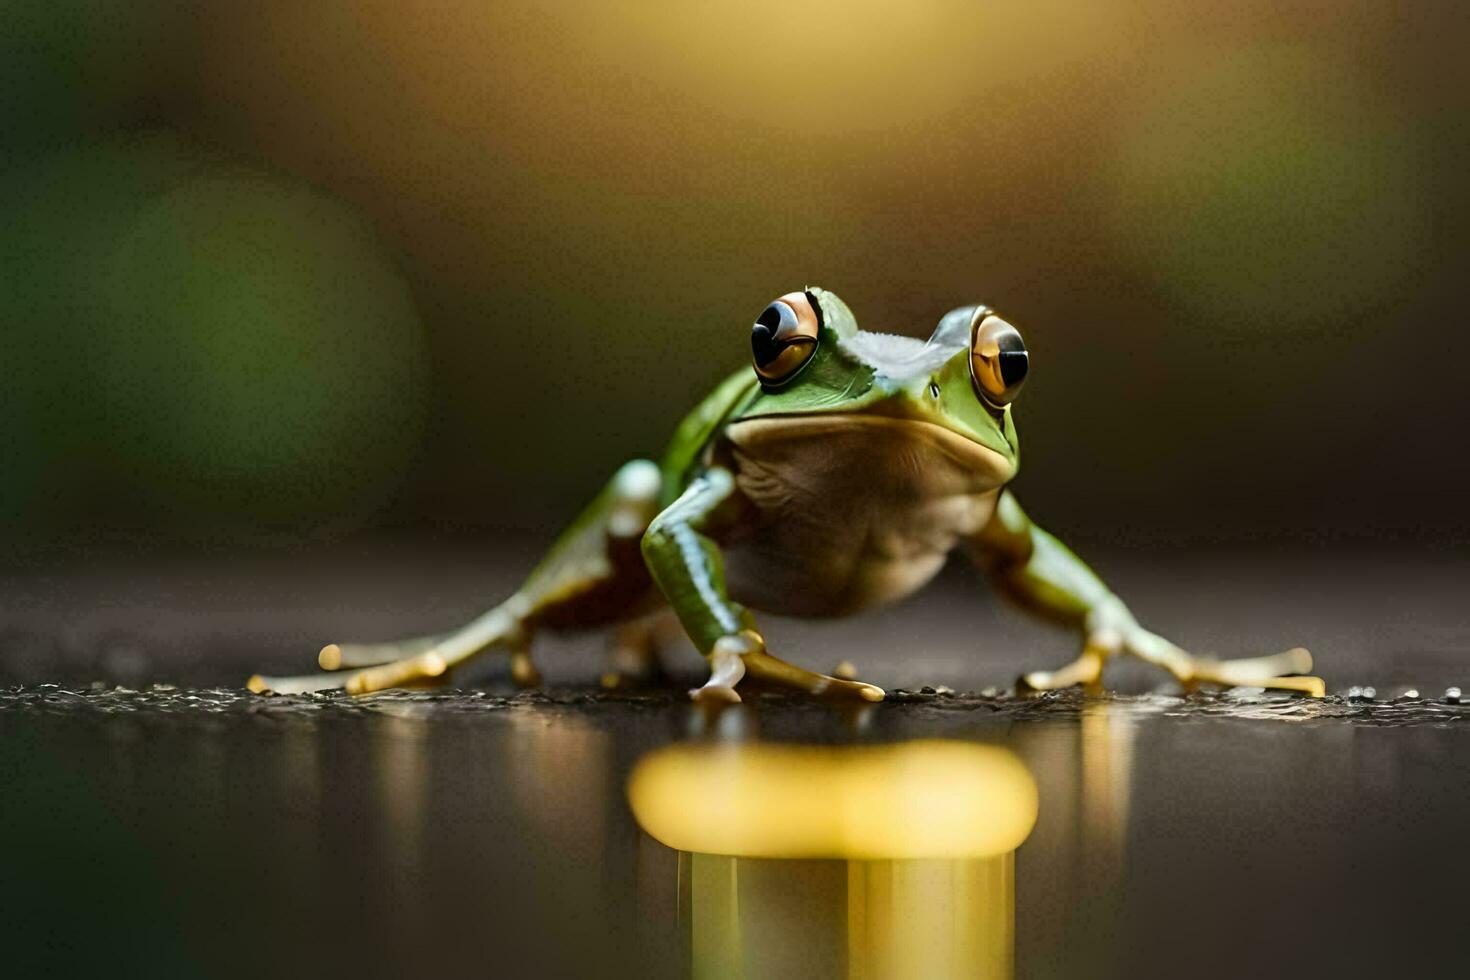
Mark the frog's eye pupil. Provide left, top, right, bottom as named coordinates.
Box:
left=755, top=303, right=786, bottom=331
left=998, top=349, right=1028, bottom=387
left=751, top=318, right=782, bottom=367
left=751, top=292, right=820, bottom=386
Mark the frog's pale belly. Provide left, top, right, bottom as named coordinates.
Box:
left=717, top=415, right=1010, bottom=617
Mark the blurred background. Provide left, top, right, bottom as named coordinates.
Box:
left=4, top=10, right=1466, bottom=974
left=3, top=0, right=1467, bottom=561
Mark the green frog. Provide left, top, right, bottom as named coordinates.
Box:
left=249, top=288, right=1323, bottom=700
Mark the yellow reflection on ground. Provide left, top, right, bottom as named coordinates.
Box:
left=629, top=740, right=1037, bottom=979
left=372, top=705, right=431, bottom=953
left=1080, top=700, right=1134, bottom=864
left=1008, top=698, right=1137, bottom=968
left=501, top=706, right=613, bottom=863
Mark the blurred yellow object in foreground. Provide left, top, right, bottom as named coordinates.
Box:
left=628, top=741, right=1038, bottom=978
left=629, top=740, right=1037, bottom=860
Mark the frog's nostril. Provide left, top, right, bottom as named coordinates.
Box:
left=929, top=381, right=941, bottom=399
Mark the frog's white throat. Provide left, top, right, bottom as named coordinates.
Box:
left=718, top=413, right=1010, bottom=616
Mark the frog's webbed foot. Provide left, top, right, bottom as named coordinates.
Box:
left=691, top=630, right=886, bottom=704
left=1123, top=625, right=1325, bottom=696
left=1167, top=647, right=1324, bottom=696
left=248, top=599, right=531, bottom=695
left=247, top=652, right=456, bottom=695
left=1018, top=604, right=1324, bottom=698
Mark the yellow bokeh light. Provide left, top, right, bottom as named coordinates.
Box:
left=627, top=739, right=1038, bottom=859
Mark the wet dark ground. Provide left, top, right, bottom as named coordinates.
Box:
left=1, top=540, right=1467, bottom=978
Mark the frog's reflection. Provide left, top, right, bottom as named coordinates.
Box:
left=628, top=740, right=1037, bottom=978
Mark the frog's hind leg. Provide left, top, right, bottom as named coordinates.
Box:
left=247, top=460, right=665, bottom=695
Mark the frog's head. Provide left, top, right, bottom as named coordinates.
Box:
left=736, top=286, right=1027, bottom=484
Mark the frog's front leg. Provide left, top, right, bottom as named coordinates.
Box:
left=247, top=459, right=665, bottom=695
left=641, top=467, right=884, bottom=703
left=971, top=492, right=1325, bottom=697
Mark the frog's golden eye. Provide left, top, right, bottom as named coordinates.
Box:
left=969, top=310, right=1029, bottom=407
left=751, top=291, right=820, bottom=386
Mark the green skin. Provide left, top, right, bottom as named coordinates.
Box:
left=249, top=287, right=1323, bottom=700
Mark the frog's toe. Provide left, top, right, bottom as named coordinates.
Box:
left=1182, top=648, right=1322, bottom=697
left=689, top=683, right=743, bottom=704
left=1259, top=675, right=1327, bottom=698
left=1193, top=647, right=1312, bottom=683
left=247, top=672, right=346, bottom=695
left=694, top=632, right=885, bottom=702
left=1188, top=664, right=1326, bottom=698
left=247, top=664, right=454, bottom=696
left=743, top=651, right=884, bottom=701
left=342, top=652, right=449, bottom=694
left=1017, top=650, right=1105, bottom=693
left=318, top=634, right=449, bottom=670
left=793, top=675, right=885, bottom=701
left=823, top=677, right=886, bottom=702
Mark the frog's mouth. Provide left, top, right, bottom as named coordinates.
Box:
left=724, top=414, right=1015, bottom=489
